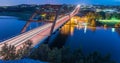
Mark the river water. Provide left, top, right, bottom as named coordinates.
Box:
left=0, top=16, right=120, bottom=63
left=0, top=16, right=42, bottom=41
left=50, top=21, right=120, bottom=63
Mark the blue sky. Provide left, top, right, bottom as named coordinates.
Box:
left=0, top=0, right=120, bottom=6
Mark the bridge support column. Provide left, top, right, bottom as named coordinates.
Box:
left=47, top=5, right=63, bottom=43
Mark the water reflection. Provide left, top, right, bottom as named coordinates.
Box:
left=112, top=28, right=115, bottom=32
left=60, top=20, right=98, bottom=35
left=115, top=28, right=120, bottom=36
left=50, top=16, right=120, bottom=63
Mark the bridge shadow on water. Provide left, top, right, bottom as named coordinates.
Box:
left=47, top=18, right=76, bottom=48
left=48, top=31, right=69, bottom=48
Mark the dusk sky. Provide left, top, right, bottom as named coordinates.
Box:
left=0, top=0, right=120, bottom=6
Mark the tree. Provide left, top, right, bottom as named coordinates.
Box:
left=0, top=40, right=33, bottom=60
left=86, top=12, right=101, bottom=26
left=0, top=43, right=16, bottom=60
left=29, top=44, right=116, bottom=63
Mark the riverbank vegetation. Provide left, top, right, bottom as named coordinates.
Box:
left=81, top=11, right=120, bottom=27
left=0, top=40, right=116, bottom=63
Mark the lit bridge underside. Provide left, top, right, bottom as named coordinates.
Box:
left=0, top=5, right=80, bottom=50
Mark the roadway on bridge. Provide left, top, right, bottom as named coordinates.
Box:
left=0, top=5, right=80, bottom=50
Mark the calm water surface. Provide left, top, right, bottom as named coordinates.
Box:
left=0, top=16, right=42, bottom=41
left=50, top=23, right=120, bottom=63
left=0, top=16, right=120, bottom=63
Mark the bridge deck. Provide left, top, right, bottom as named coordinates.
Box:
left=0, top=5, right=80, bottom=50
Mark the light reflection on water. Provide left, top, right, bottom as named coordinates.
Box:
left=51, top=21, right=120, bottom=63
left=0, top=15, right=120, bottom=63
left=112, top=28, right=115, bottom=32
